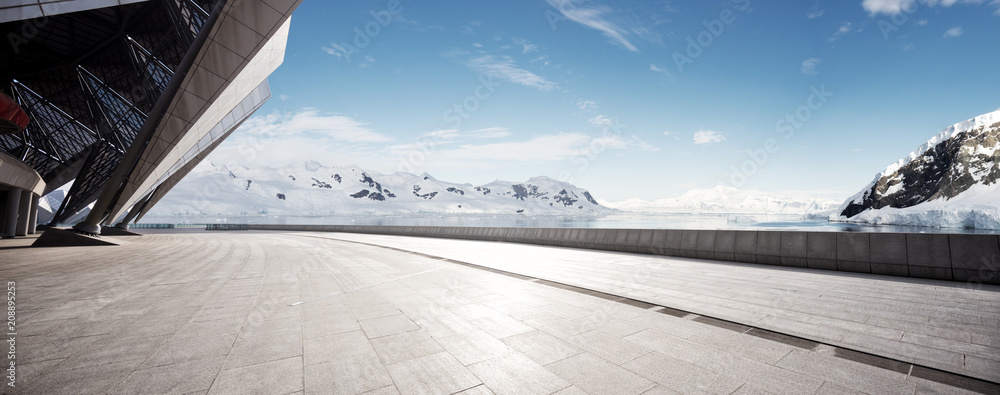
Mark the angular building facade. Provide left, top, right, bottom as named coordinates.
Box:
left=0, top=0, right=301, bottom=236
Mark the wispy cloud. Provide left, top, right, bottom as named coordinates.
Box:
left=513, top=38, right=539, bottom=53
left=943, top=26, right=963, bottom=37
left=807, top=6, right=826, bottom=18
left=420, top=127, right=510, bottom=141
left=322, top=43, right=351, bottom=60
left=828, top=22, right=854, bottom=41
left=576, top=100, right=597, bottom=111
left=467, top=55, right=557, bottom=91
left=358, top=55, right=376, bottom=68
left=546, top=0, right=640, bottom=52
left=862, top=0, right=989, bottom=15
left=466, top=127, right=512, bottom=139
left=252, top=110, right=390, bottom=143
left=391, top=132, right=657, bottom=163
left=649, top=63, right=672, bottom=76
left=208, top=110, right=394, bottom=169
left=801, top=58, right=822, bottom=75
left=588, top=115, right=613, bottom=127
left=693, top=130, right=726, bottom=145
left=462, top=21, right=483, bottom=35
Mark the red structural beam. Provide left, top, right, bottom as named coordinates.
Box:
left=0, top=92, right=29, bottom=135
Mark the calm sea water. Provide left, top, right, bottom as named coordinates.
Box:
left=139, top=213, right=1000, bottom=234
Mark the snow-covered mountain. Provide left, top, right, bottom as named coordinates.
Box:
left=146, top=161, right=613, bottom=216
left=836, top=108, right=1000, bottom=229
left=601, top=185, right=843, bottom=215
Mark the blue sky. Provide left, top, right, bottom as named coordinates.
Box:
left=208, top=0, right=1000, bottom=201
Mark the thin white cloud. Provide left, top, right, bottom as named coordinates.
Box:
left=577, top=100, right=597, bottom=110
left=530, top=55, right=551, bottom=67
left=358, top=55, right=376, bottom=68
left=862, top=0, right=915, bottom=14
left=943, top=26, right=963, bottom=37
left=649, top=63, right=672, bottom=76
left=392, top=133, right=588, bottom=162
left=243, top=110, right=391, bottom=143
left=828, top=22, right=853, bottom=41
left=466, top=127, right=511, bottom=139
left=321, top=43, right=351, bottom=60
left=862, top=0, right=988, bottom=15
left=513, top=38, right=539, bottom=53
left=588, top=115, right=613, bottom=127
left=208, top=110, right=394, bottom=169
left=467, top=55, right=557, bottom=91
left=546, top=0, right=639, bottom=52
left=390, top=130, right=658, bottom=165
left=420, top=127, right=510, bottom=141
left=801, top=58, right=822, bottom=75
left=421, top=129, right=459, bottom=140
left=808, top=8, right=826, bottom=18
left=693, top=130, right=726, bottom=145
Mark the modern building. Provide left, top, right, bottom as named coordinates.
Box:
left=0, top=0, right=301, bottom=238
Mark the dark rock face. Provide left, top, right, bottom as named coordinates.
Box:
left=288, top=175, right=296, bottom=181
left=245, top=180, right=252, bottom=190
left=311, top=178, right=332, bottom=189
left=384, top=189, right=396, bottom=198
left=511, top=184, right=528, bottom=200
left=841, top=119, right=1000, bottom=217
left=553, top=189, right=577, bottom=207
left=351, top=190, right=370, bottom=199
left=475, top=186, right=491, bottom=195
left=447, top=187, right=464, bottom=195
left=360, top=173, right=383, bottom=192
left=368, top=192, right=385, bottom=201
left=412, top=185, right=437, bottom=200
left=583, top=191, right=599, bottom=205
left=332, top=174, right=342, bottom=183
left=276, top=193, right=285, bottom=200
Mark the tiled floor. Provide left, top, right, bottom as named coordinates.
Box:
left=0, top=230, right=996, bottom=394
left=319, top=231, right=1000, bottom=383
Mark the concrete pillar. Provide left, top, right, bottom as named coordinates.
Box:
left=4, top=188, right=22, bottom=239
left=15, top=190, right=31, bottom=236
left=27, top=194, right=39, bottom=234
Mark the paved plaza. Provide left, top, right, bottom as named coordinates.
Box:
left=0, top=230, right=998, bottom=394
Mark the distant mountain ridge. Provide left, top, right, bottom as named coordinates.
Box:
left=836, top=108, right=1000, bottom=229
left=146, top=161, right=613, bottom=216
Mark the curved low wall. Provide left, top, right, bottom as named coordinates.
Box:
left=247, top=225, right=1000, bottom=285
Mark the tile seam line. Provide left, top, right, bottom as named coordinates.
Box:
left=286, top=232, right=1000, bottom=388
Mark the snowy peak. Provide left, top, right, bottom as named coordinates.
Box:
left=840, top=108, right=1000, bottom=218
left=148, top=162, right=613, bottom=216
